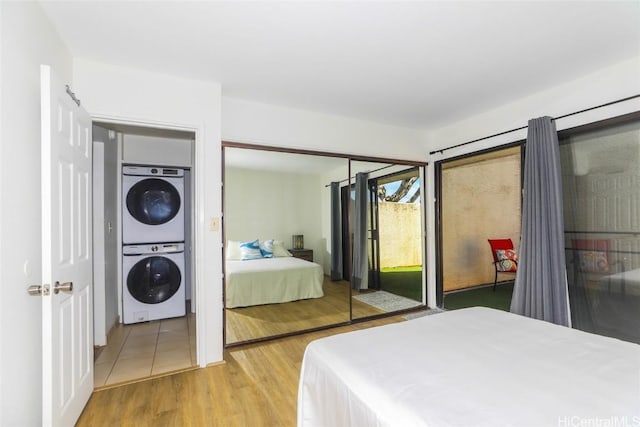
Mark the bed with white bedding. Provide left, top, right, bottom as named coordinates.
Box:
left=226, top=257, right=324, bottom=308
left=298, top=307, right=640, bottom=426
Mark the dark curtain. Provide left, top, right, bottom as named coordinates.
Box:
left=351, top=172, right=368, bottom=290
left=330, top=182, right=342, bottom=281
left=511, top=117, right=571, bottom=326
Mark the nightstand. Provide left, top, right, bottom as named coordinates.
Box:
left=288, top=248, right=313, bottom=262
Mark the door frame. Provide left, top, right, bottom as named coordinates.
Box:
left=90, top=114, right=205, bottom=366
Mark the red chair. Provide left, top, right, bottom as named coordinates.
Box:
left=571, top=239, right=622, bottom=292
left=488, top=239, right=518, bottom=291
left=571, top=239, right=612, bottom=274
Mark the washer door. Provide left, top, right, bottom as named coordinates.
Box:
left=126, top=178, right=181, bottom=225
left=127, top=256, right=182, bottom=304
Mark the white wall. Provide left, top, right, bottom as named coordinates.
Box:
left=93, top=140, right=107, bottom=344
left=123, top=134, right=193, bottom=167
left=0, top=2, right=73, bottom=425
left=222, top=96, right=428, bottom=160
left=92, top=125, right=119, bottom=346
left=103, top=131, right=119, bottom=336
left=73, top=59, right=223, bottom=366
left=225, top=167, right=325, bottom=268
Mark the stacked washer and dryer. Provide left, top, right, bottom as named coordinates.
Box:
left=122, top=166, right=187, bottom=324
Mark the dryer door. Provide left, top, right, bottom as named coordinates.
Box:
left=126, top=178, right=181, bottom=225
left=127, top=256, right=182, bottom=304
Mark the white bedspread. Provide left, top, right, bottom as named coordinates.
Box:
left=226, top=257, right=324, bottom=308
left=298, top=307, right=640, bottom=427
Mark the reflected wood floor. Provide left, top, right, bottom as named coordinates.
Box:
left=77, top=315, right=405, bottom=427
left=226, top=278, right=384, bottom=344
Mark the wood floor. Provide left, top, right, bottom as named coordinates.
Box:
left=225, top=278, right=384, bottom=344
left=77, top=315, right=406, bottom=426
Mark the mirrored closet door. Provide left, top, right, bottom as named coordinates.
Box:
left=223, top=146, right=350, bottom=344
left=223, top=144, right=427, bottom=345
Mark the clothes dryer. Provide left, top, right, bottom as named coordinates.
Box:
left=122, top=165, right=185, bottom=244
left=122, top=243, right=186, bottom=324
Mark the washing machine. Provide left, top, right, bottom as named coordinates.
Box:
left=122, top=243, right=186, bottom=324
left=122, top=165, right=185, bottom=244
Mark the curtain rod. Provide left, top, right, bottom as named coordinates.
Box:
left=429, top=94, right=640, bottom=156
left=324, top=164, right=394, bottom=188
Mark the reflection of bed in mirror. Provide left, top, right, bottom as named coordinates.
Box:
left=226, top=257, right=324, bottom=308
left=298, top=307, right=640, bottom=426
left=600, top=268, right=640, bottom=296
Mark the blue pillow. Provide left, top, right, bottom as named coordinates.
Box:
left=240, top=239, right=262, bottom=260
left=259, top=239, right=274, bottom=258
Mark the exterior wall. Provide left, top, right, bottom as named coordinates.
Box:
left=378, top=202, right=422, bottom=268
left=442, top=153, right=521, bottom=291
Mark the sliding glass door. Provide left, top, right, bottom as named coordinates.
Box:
left=349, top=161, right=425, bottom=319
left=560, top=114, right=640, bottom=344
left=437, top=145, right=523, bottom=310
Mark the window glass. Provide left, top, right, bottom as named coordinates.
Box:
left=560, top=118, right=640, bottom=344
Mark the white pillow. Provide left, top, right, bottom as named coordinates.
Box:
left=272, top=240, right=292, bottom=257
left=226, top=240, right=242, bottom=260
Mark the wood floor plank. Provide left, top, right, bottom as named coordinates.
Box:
left=77, top=315, right=406, bottom=426
left=225, top=278, right=384, bottom=344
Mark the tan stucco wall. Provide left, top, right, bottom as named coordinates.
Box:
left=379, top=202, right=422, bottom=268
left=442, top=151, right=521, bottom=291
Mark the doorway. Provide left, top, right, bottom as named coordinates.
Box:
left=92, top=122, right=197, bottom=387
left=437, top=145, right=523, bottom=311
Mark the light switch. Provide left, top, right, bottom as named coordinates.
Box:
left=210, top=217, right=220, bottom=231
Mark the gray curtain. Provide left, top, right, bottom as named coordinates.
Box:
left=330, top=182, right=342, bottom=281
left=510, top=116, right=571, bottom=326
left=351, top=172, right=368, bottom=290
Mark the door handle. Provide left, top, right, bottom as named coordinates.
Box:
left=53, top=281, right=73, bottom=294
left=27, top=284, right=50, bottom=296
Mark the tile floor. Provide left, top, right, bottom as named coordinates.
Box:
left=94, top=314, right=196, bottom=388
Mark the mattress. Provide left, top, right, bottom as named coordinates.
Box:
left=298, top=307, right=640, bottom=426
left=226, top=257, right=324, bottom=308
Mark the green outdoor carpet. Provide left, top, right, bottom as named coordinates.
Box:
left=444, top=282, right=514, bottom=312
left=379, top=266, right=422, bottom=302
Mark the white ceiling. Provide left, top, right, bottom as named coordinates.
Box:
left=40, top=1, right=640, bottom=130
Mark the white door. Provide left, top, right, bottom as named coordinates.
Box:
left=40, top=65, right=93, bottom=426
